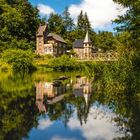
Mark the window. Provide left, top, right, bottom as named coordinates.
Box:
left=49, top=47, right=52, bottom=52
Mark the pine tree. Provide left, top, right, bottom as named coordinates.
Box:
left=84, top=12, right=91, bottom=31
left=76, top=11, right=92, bottom=38
left=62, top=7, right=74, bottom=31
left=77, top=10, right=85, bottom=30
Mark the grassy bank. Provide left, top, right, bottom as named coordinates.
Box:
left=34, top=54, right=100, bottom=76
left=0, top=49, right=111, bottom=76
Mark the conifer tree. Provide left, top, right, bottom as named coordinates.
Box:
left=62, top=7, right=74, bottom=31
left=76, top=10, right=92, bottom=38
left=84, top=12, right=91, bottom=31
left=77, top=10, right=85, bottom=30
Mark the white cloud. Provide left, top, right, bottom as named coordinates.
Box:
left=67, top=106, right=125, bottom=140
left=37, top=118, right=53, bottom=130
left=38, top=4, right=55, bottom=16
left=52, top=136, right=77, bottom=140
left=68, top=0, right=127, bottom=29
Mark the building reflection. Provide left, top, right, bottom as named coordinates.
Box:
left=35, top=76, right=92, bottom=113
left=36, top=81, right=67, bottom=113
left=73, top=76, right=92, bottom=104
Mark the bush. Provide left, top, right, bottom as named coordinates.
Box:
left=44, top=54, right=53, bottom=59
left=48, top=55, right=79, bottom=71
left=2, top=49, right=36, bottom=72
left=0, top=59, right=11, bottom=72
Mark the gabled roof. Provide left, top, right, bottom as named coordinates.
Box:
left=47, top=33, right=66, bottom=43
left=36, top=25, right=47, bottom=36
left=84, top=31, right=91, bottom=43
left=73, top=39, right=84, bottom=48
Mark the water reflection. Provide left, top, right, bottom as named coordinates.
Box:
left=33, top=76, right=129, bottom=140
left=0, top=72, right=139, bottom=140
left=35, top=76, right=92, bottom=114
left=73, top=76, right=92, bottom=105
left=36, top=81, right=67, bottom=113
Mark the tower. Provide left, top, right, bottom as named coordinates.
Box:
left=36, top=24, right=48, bottom=55
left=83, top=31, right=92, bottom=59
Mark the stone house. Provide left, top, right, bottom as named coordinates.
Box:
left=73, top=31, right=92, bottom=59
left=36, top=24, right=67, bottom=56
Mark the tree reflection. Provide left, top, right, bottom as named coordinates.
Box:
left=0, top=71, right=139, bottom=140
left=35, top=76, right=93, bottom=127
left=93, top=66, right=140, bottom=140
left=0, top=73, right=39, bottom=140
left=1, top=95, right=38, bottom=140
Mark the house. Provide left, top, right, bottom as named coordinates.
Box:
left=36, top=24, right=67, bottom=56
left=73, top=31, right=92, bottom=59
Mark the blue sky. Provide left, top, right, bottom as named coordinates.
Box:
left=29, top=0, right=81, bottom=13
left=29, top=0, right=126, bottom=32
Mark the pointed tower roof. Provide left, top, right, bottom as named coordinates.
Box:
left=83, top=93, right=88, bottom=105
left=84, top=31, right=91, bottom=43
left=36, top=24, right=47, bottom=36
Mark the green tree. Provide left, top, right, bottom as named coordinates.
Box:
left=2, top=49, right=36, bottom=72
left=76, top=11, right=92, bottom=39
left=0, top=0, right=40, bottom=51
left=95, top=31, right=120, bottom=52
left=62, top=7, right=74, bottom=31
left=48, top=13, right=65, bottom=36
left=84, top=12, right=91, bottom=31
left=77, top=10, right=85, bottom=30
left=113, top=0, right=140, bottom=50
left=62, top=7, right=75, bottom=49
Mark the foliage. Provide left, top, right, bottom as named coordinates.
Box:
left=62, top=7, right=75, bottom=32
left=48, top=13, right=65, bottom=36
left=0, top=59, right=11, bottom=72
left=113, top=0, right=140, bottom=50
left=94, top=31, right=121, bottom=52
left=79, top=61, right=96, bottom=76
left=77, top=10, right=91, bottom=32
left=76, top=10, right=92, bottom=39
left=48, top=55, right=79, bottom=71
left=2, top=49, right=36, bottom=72
left=0, top=0, right=40, bottom=51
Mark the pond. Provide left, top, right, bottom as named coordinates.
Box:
left=0, top=71, right=140, bottom=140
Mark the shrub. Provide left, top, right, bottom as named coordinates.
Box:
left=44, top=54, right=53, bottom=59
left=0, top=59, right=11, bottom=72
left=48, top=55, right=79, bottom=71
left=2, top=49, right=36, bottom=72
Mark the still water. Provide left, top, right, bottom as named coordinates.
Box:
left=0, top=72, right=139, bottom=140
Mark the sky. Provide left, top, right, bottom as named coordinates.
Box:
left=29, top=0, right=126, bottom=32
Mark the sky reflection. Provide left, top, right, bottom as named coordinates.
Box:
left=26, top=104, right=125, bottom=140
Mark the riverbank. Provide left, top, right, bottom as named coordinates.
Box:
left=0, top=50, right=104, bottom=75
